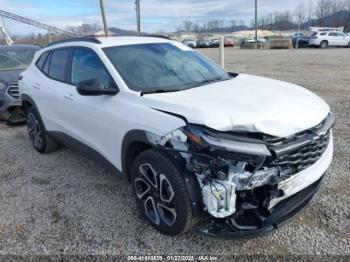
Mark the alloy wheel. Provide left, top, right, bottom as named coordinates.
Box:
left=134, top=163, right=177, bottom=226
left=27, top=113, right=43, bottom=149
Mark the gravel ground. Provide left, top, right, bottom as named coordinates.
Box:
left=0, top=48, right=349, bottom=257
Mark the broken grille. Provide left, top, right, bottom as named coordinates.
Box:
left=266, top=114, right=334, bottom=177
left=6, top=84, right=19, bottom=99
left=273, top=132, right=330, bottom=176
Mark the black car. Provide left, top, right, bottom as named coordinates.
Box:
left=0, top=45, right=40, bottom=124
left=196, top=40, right=211, bottom=48
left=292, top=35, right=311, bottom=48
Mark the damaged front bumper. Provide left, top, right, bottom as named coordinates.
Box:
left=197, top=173, right=325, bottom=239
left=197, top=133, right=333, bottom=238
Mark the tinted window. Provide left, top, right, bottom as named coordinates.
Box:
left=36, top=52, right=48, bottom=70
left=49, top=49, right=69, bottom=82
left=320, top=32, right=327, bottom=36
left=70, top=48, right=114, bottom=88
left=43, top=52, right=51, bottom=75
left=104, top=43, right=229, bottom=92
left=329, top=32, right=337, bottom=36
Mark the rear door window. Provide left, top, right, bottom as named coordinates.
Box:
left=48, top=49, right=70, bottom=82
left=36, top=52, right=49, bottom=70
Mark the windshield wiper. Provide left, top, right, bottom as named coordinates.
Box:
left=190, top=76, right=229, bottom=88
left=140, top=89, right=182, bottom=96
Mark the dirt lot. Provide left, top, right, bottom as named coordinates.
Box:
left=0, top=48, right=349, bottom=257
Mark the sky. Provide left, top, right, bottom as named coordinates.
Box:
left=0, top=0, right=303, bottom=35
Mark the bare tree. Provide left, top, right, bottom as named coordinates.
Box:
left=66, top=23, right=102, bottom=36
left=192, top=21, right=200, bottom=33
left=294, top=2, right=306, bottom=27
left=315, top=0, right=333, bottom=25
left=239, top=20, right=246, bottom=26
left=230, top=19, right=237, bottom=28
left=182, top=20, right=193, bottom=32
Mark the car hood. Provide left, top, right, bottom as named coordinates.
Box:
left=0, top=70, right=22, bottom=85
left=142, top=74, right=330, bottom=138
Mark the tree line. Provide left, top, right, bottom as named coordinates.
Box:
left=176, top=0, right=350, bottom=32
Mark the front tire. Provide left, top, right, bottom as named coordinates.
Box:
left=26, top=107, right=59, bottom=153
left=131, top=149, right=193, bottom=236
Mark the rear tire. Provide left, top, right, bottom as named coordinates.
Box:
left=131, top=148, right=194, bottom=236
left=26, top=107, right=59, bottom=153
left=320, top=41, right=328, bottom=49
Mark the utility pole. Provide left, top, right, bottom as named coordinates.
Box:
left=220, top=35, right=225, bottom=69
left=255, top=0, right=258, bottom=49
left=99, top=0, right=108, bottom=37
left=135, top=0, right=141, bottom=35
left=48, top=30, right=52, bottom=43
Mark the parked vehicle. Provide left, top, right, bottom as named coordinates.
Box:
left=182, top=39, right=196, bottom=48
left=0, top=45, right=40, bottom=124
left=240, top=38, right=267, bottom=48
left=292, top=33, right=311, bottom=48
left=196, top=40, right=211, bottom=48
left=19, top=37, right=334, bottom=238
left=224, top=38, right=234, bottom=47
left=210, top=39, right=220, bottom=48
left=309, top=31, right=350, bottom=48
left=247, top=38, right=267, bottom=44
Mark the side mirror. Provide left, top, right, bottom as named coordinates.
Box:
left=76, top=79, right=119, bottom=96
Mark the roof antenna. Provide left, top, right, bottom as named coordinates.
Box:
left=99, top=0, right=109, bottom=37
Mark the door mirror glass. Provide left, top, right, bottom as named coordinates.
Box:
left=76, top=78, right=118, bottom=96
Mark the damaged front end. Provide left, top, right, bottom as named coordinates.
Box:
left=146, top=113, right=334, bottom=238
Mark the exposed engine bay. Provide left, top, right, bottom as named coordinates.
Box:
left=146, top=113, right=334, bottom=235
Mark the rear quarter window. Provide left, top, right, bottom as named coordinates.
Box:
left=48, top=49, right=70, bottom=82
left=36, top=52, right=49, bottom=70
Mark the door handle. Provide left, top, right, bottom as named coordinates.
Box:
left=64, top=94, right=74, bottom=101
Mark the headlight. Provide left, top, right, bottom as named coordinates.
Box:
left=0, top=82, right=6, bottom=91
left=184, top=125, right=271, bottom=157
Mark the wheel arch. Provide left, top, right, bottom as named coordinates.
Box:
left=21, top=94, right=37, bottom=115
left=21, top=94, right=47, bottom=131
left=121, top=130, right=153, bottom=182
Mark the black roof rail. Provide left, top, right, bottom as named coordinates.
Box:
left=142, top=34, right=172, bottom=40
left=46, top=37, right=102, bottom=47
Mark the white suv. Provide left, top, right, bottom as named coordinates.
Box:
left=19, top=37, right=334, bottom=238
left=309, top=31, right=350, bottom=48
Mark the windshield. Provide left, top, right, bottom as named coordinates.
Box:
left=103, top=43, right=230, bottom=93
left=0, top=49, right=37, bottom=71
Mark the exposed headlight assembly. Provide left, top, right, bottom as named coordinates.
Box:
left=184, top=125, right=278, bottom=218
left=184, top=124, right=271, bottom=162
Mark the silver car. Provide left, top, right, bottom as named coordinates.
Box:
left=0, top=45, right=40, bottom=124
